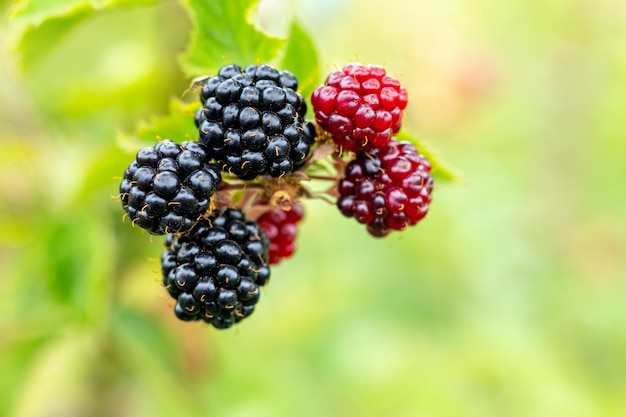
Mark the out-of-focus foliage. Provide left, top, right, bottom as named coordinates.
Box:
left=0, top=0, right=625, bottom=416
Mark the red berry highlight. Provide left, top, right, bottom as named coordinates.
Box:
left=257, top=203, right=304, bottom=264
left=312, top=63, right=408, bottom=152
left=336, top=140, right=433, bottom=237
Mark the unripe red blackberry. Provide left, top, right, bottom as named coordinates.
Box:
left=311, top=63, right=408, bottom=152
left=197, top=64, right=316, bottom=180
left=257, top=203, right=304, bottom=265
left=119, top=140, right=221, bottom=235
left=161, top=208, right=270, bottom=329
left=336, top=140, right=433, bottom=237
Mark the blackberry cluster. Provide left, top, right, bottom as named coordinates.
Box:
left=119, top=140, right=221, bottom=235
left=311, top=63, right=408, bottom=152
left=336, top=140, right=433, bottom=237
left=161, top=208, right=270, bottom=329
left=116, top=61, right=439, bottom=331
left=257, top=203, right=304, bottom=265
left=196, top=64, right=316, bottom=180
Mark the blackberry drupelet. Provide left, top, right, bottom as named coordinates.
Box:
left=119, top=139, right=221, bottom=235
left=161, top=208, right=271, bottom=329
left=311, top=63, right=408, bottom=152
left=197, top=64, right=316, bottom=180
left=337, top=140, right=433, bottom=237
left=257, top=203, right=304, bottom=265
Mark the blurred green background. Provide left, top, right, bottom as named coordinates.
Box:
left=1, top=0, right=626, bottom=416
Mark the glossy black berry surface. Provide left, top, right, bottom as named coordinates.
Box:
left=119, top=140, right=221, bottom=235
left=161, top=208, right=270, bottom=329
left=198, top=64, right=316, bottom=180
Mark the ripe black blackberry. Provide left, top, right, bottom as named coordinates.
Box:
left=197, top=63, right=316, bottom=180
left=119, top=139, right=221, bottom=235
left=161, top=208, right=271, bottom=329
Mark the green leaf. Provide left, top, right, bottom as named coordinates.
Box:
left=179, top=0, right=285, bottom=78
left=395, top=130, right=460, bottom=183
left=11, top=0, right=103, bottom=24
left=15, top=2, right=95, bottom=71
left=11, top=0, right=157, bottom=24
left=279, top=21, right=320, bottom=100
left=11, top=0, right=160, bottom=72
left=137, top=99, right=200, bottom=143
left=77, top=145, right=134, bottom=202
left=118, top=98, right=200, bottom=152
